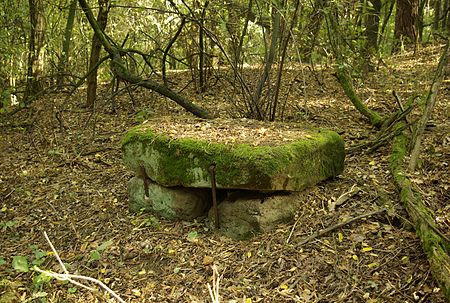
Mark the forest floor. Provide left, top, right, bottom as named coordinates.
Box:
left=0, top=45, right=449, bottom=303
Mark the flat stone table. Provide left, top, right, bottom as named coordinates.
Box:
left=122, top=117, right=345, bottom=239
left=122, top=117, right=345, bottom=192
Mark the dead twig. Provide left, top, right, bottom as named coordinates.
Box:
left=294, top=207, right=387, bottom=248
left=34, top=232, right=126, bottom=303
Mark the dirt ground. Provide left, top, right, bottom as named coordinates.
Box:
left=0, top=45, right=449, bottom=302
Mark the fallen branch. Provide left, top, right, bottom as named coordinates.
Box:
left=390, top=131, right=450, bottom=300
left=335, top=67, right=384, bottom=128
left=294, top=206, right=386, bottom=248
left=409, top=41, right=449, bottom=171
left=35, top=232, right=126, bottom=303
left=77, top=0, right=212, bottom=119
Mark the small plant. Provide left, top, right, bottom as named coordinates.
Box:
left=12, top=256, right=29, bottom=273
left=0, top=220, right=16, bottom=230
left=89, top=239, right=113, bottom=263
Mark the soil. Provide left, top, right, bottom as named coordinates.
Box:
left=0, top=45, right=449, bottom=302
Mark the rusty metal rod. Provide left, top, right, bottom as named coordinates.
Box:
left=208, top=164, right=219, bottom=229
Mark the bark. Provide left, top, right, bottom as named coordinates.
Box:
left=25, top=0, right=45, bottom=102
left=86, top=0, right=110, bottom=109
left=335, top=67, right=384, bottom=128
left=394, top=0, right=419, bottom=46
left=390, top=130, right=450, bottom=300
left=57, top=0, right=77, bottom=86
left=409, top=42, right=449, bottom=171
left=363, top=0, right=382, bottom=71
left=77, top=0, right=212, bottom=119
left=365, top=0, right=382, bottom=51
left=443, top=0, right=449, bottom=29
left=198, top=1, right=209, bottom=93
left=434, top=0, right=441, bottom=30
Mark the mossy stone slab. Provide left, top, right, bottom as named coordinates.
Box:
left=122, top=122, right=345, bottom=191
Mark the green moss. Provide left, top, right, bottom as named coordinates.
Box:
left=122, top=124, right=344, bottom=191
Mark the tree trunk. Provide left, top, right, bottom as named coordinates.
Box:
left=363, top=0, right=382, bottom=71
left=86, top=0, right=110, bottom=109
left=417, top=0, right=427, bottom=42
left=390, top=130, right=450, bottom=300
left=25, top=0, right=46, bottom=102
left=442, top=0, right=449, bottom=29
left=365, top=0, right=382, bottom=51
left=198, top=1, right=209, bottom=93
left=434, top=0, right=441, bottom=30
left=300, top=0, right=328, bottom=61
left=394, top=0, right=418, bottom=48
left=57, top=0, right=77, bottom=87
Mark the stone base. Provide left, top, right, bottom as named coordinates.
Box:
left=128, top=176, right=211, bottom=220
left=208, top=192, right=301, bottom=240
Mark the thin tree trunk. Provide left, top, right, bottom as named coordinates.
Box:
left=434, top=0, right=441, bottom=30
left=198, top=1, right=209, bottom=93
left=57, top=0, right=77, bottom=86
left=365, top=0, right=382, bottom=51
left=252, top=2, right=280, bottom=120
left=86, top=0, right=110, bottom=109
left=25, top=0, right=45, bottom=102
left=270, top=0, right=301, bottom=121
left=363, top=0, right=382, bottom=71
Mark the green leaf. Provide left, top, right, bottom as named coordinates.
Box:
left=67, top=287, right=77, bottom=294
left=187, top=231, right=198, bottom=242
left=0, top=257, right=5, bottom=266
left=33, top=272, right=53, bottom=285
left=89, top=250, right=101, bottom=261
left=97, top=239, right=113, bottom=252
left=5, top=220, right=16, bottom=228
left=12, top=256, right=29, bottom=272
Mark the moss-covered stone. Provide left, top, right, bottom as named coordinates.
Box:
left=122, top=123, right=345, bottom=191
left=128, top=176, right=210, bottom=219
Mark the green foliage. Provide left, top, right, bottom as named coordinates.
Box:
left=187, top=230, right=198, bottom=242
left=134, top=108, right=155, bottom=123
left=0, top=220, right=16, bottom=230
left=12, top=256, right=29, bottom=273
left=89, top=239, right=113, bottom=263
left=30, top=245, right=47, bottom=266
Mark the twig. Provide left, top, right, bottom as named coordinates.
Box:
left=207, top=265, right=221, bottom=303
left=328, top=184, right=360, bottom=211
left=294, top=208, right=387, bottom=248
left=286, top=217, right=300, bottom=244
left=38, top=232, right=126, bottom=303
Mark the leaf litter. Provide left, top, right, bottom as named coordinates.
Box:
left=0, top=45, right=449, bottom=302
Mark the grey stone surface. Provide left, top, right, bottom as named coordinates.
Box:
left=208, top=192, right=301, bottom=240
left=128, top=176, right=211, bottom=220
